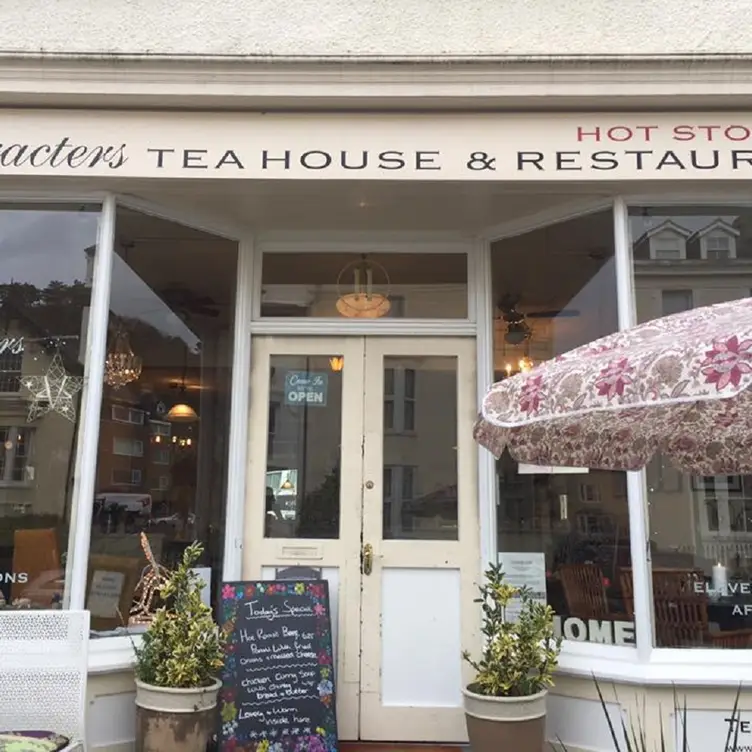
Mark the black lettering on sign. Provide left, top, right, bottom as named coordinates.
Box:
left=219, top=580, right=338, bottom=752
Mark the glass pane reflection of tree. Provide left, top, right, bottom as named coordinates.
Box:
left=492, top=210, right=634, bottom=647
left=0, top=205, right=99, bottom=611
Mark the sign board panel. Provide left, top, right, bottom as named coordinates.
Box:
left=219, top=580, right=338, bottom=752
left=497, top=552, right=547, bottom=621
left=1, top=110, right=752, bottom=181
left=284, top=371, right=328, bottom=407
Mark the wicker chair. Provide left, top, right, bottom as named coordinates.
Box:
left=558, top=563, right=610, bottom=620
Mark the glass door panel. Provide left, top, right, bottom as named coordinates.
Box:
left=382, top=356, right=458, bottom=540
left=244, top=336, right=365, bottom=741
left=264, top=354, right=344, bottom=539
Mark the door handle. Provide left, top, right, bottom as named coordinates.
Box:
left=361, top=543, right=373, bottom=576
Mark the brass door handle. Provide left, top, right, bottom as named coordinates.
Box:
left=362, top=543, right=373, bottom=576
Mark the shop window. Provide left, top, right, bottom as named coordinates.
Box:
left=259, top=252, right=468, bottom=319
left=113, top=437, right=144, bottom=457
left=0, top=427, right=34, bottom=483
left=0, top=204, right=99, bottom=610
left=632, top=204, right=752, bottom=648
left=492, top=209, right=633, bottom=647
left=0, top=339, right=24, bottom=393
left=112, top=405, right=145, bottom=425
left=86, top=207, right=237, bottom=636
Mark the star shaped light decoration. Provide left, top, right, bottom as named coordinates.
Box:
left=23, top=352, right=84, bottom=423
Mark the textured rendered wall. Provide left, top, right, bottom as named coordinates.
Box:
left=0, top=0, right=746, bottom=59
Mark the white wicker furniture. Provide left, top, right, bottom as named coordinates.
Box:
left=0, top=610, right=89, bottom=751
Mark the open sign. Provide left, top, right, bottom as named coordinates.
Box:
left=284, top=371, right=328, bottom=407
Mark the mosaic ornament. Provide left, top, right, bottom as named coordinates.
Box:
left=22, top=352, right=83, bottom=423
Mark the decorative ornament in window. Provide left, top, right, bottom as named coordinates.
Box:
left=22, top=351, right=83, bottom=423
left=104, top=327, right=142, bottom=389
left=335, top=255, right=391, bottom=318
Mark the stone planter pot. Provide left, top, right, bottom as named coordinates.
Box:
left=463, top=685, right=547, bottom=752
left=135, top=678, right=222, bottom=752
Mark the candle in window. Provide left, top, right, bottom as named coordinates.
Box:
left=712, top=562, right=728, bottom=595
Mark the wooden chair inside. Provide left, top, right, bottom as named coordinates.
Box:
left=622, top=567, right=752, bottom=648
left=558, top=563, right=609, bottom=619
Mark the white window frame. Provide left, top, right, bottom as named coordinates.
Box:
left=649, top=229, right=687, bottom=261
left=384, top=366, right=416, bottom=434
left=479, top=195, right=752, bottom=688
left=700, top=230, right=738, bottom=260
left=112, top=437, right=144, bottom=457
left=111, top=467, right=141, bottom=485
left=0, top=425, right=34, bottom=485
left=31, top=192, right=251, bottom=674
left=111, top=405, right=145, bottom=425
left=153, top=447, right=171, bottom=465
left=17, top=188, right=752, bottom=682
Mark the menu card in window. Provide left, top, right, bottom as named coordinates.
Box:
left=219, top=580, right=338, bottom=752
left=497, top=552, right=547, bottom=621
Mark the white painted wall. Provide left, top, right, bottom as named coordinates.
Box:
left=0, top=0, right=749, bottom=59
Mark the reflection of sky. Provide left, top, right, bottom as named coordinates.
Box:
left=0, top=208, right=199, bottom=351
left=551, top=260, right=618, bottom=354
left=110, top=254, right=200, bottom=352
left=0, top=210, right=97, bottom=285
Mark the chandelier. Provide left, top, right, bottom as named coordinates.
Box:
left=501, top=356, right=535, bottom=379
left=104, top=329, right=142, bottom=389
left=335, top=255, right=391, bottom=318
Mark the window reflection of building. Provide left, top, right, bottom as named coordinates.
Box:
left=83, top=207, right=236, bottom=633
left=633, top=206, right=752, bottom=648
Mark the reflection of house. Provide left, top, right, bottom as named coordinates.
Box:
left=633, top=214, right=752, bottom=570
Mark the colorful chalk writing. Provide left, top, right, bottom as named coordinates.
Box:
left=219, top=580, right=338, bottom=752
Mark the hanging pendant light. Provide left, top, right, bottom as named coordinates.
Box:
left=335, top=255, right=391, bottom=319
left=104, top=328, right=142, bottom=389
left=166, top=391, right=198, bottom=423
left=167, top=347, right=199, bottom=423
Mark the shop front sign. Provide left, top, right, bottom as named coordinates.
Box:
left=284, top=371, right=328, bottom=407
left=677, top=709, right=752, bottom=752
left=2, top=111, right=752, bottom=180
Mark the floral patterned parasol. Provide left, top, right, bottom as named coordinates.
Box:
left=474, top=297, right=752, bottom=475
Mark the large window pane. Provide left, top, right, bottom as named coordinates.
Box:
left=260, top=252, right=468, bottom=318
left=86, top=207, right=237, bottom=635
left=0, top=205, right=99, bottom=610
left=264, top=354, right=342, bottom=540
left=632, top=204, right=752, bottom=649
left=493, top=210, right=634, bottom=647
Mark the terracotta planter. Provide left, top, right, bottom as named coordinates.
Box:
left=463, top=685, right=547, bottom=752
left=135, top=678, right=221, bottom=752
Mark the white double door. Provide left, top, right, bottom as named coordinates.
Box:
left=244, top=336, right=480, bottom=742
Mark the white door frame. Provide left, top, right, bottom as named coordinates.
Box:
left=243, top=334, right=480, bottom=742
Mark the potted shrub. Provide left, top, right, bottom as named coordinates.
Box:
left=132, top=541, right=225, bottom=752
left=462, top=563, right=561, bottom=752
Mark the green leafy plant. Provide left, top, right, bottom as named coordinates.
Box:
left=555, top=678, right=744, bottom=752
left=463, top=562, right=562, bottom=697
left=133, top=541, right=226, bottom=688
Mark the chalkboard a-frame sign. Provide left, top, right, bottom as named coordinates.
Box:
left=218, top=580, right=338, bottom=752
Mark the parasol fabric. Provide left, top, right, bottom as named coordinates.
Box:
left=474, top=297, right=752, bottom=475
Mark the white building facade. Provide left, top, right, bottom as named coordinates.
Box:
left=2, top=4, right=752, bottom=751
